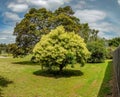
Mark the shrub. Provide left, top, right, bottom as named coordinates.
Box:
left=33, top=26, right=90, bottom=71
left=106, top=46, right=116, bottom=59
left=87, top=41, right=106, bottom=63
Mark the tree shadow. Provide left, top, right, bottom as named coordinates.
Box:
left=0, top=76, right=13, bottom=97
left=12, top=61, right=39, bottom=66
left=33, top=69, right=83, bottom=78
left=97, top=61, right=113, bottom=97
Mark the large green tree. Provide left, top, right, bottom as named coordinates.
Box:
left=13, top=6, right=98, bottom=57
left=33, top=26, right=90, bottom=71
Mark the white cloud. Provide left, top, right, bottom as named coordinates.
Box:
left=118, top=0, right=120, bottom=5
left=8, top=3, right=28, bottom=13
left=90, top=22, right=112, bottom=32
left=89, top=22, right=120, bottom=39
left=27, top=0, right=67, bottom=9
left=74, top=9, right=106, bottom=23
left=74, top=9, right=120, bottom=39
left=0, top=37, right=7, bottom=40
left=73, top=1, right=87, bottom=9
left=4, top=12, right=21, bottom=21
left=0, top=28, right=16, bottom=44
left=7, top=0, right=69, bottom=12
left=16, top=0, right=26, bottom=3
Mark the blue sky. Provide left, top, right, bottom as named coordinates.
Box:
left=0, top=0, right=120, bottom=44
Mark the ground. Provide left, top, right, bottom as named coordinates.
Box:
left=0, top=56, right=113, bottom=97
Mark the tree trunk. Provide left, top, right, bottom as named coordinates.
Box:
left=41, top=64, right=43, bottom=70
left=59, top=65, right=64, bottom=72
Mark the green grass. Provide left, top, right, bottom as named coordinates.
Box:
left=0, top=56, right=112, bottom=97
left=97, top=61, right=113, bottom=97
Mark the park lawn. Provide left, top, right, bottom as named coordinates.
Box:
left=0, top=56, right=112, bottom=97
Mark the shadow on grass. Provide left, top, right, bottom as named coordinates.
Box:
left=33, top=69, right=83, bottom=78
left=12, top=61, right=39, bottom=66
left=0, top=76, right=13, bottom=97
left=97, top=61, right=113, bottom=97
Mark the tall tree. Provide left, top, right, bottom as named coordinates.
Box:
left=13, top=6, right=98, bottom=57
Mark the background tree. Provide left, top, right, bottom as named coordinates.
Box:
left=108, top=37, right=120, bottom=47
left=0, top=44, right=8, bottom=55
left=87, top=40, right=106, bottom=63
left=79, top=23, right=99, bottom=43
left=33, top=26, right=90, bottom=71
left=13, top=6, right=98, bottom=57
left=7, top=43, right=22, bottom=57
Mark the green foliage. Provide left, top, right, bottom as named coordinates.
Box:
left=13, top=6, right=99, bottom=57
left=79, top=23, right=99, bottom=43
left=13, top=6, right=81, bottom=57
left=108, top=37, right=120, bottom=47
left=0, top=43, right=8, bottom=55
left=105, top=47, right=114, bottom=59
left=87, top=41, right=106, bottom=63
left=7, top=43, right=24, bottom=58
left=33, top=26, right=90, bottom=71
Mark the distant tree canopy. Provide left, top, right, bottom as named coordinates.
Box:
left=13, top=6, right=99, bottom=57
left=33, top=26, right=90, bottom=71
left=0, top=44, right=8, bottom=54
left=108, top=37, right=120, bottom=47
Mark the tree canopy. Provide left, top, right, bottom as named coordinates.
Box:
left=87, top=40, right=106, bottom=63
left=13, top=6, right=98, bottom=57
left=108, top=37, right=120, bottom=47
left=33, top=26, right=90, bottom=71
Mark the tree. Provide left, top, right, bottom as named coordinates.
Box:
left=33, top=26, right=90, bottom=72
left=106, top=47, right=114, bottom=59
left=108, top=37, right=120, bottom=47
left=13, top=6, right=98, bottom=57
left=87, top=41, right=106, bottom=63
left=7, top=43, right=23, bottom=57
left=79, top=23, right=99, bottom=43
left=0, top=43, right=8, bottom=55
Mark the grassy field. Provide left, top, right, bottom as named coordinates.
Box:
left=0, top=56, right=112, bottom=97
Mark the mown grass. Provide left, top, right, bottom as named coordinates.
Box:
left=97, top=61, right=113, bottom=97
left=0, top=56, right=112, bottom=97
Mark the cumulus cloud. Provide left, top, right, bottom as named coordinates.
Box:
left=0, top=28, right=16, bottom=43
left=118, top=0, right=120, bottom=5
left=8, top=3, right=28, bottom=13
left=74, top=9, right=106, bottom=23
left=16, top=0, right=26, bottom=3
left=27, top=0, right=67, bottom=9
left=7, top=0, right=69, bottom=13
left=90, top=22, right=112, bottom=32
left=4, top=12, right=21, bottom=21
left=0, top=35, right=16, bottom=43
left=72, top=1, right=87, bottom=9
left=89, top=22, right=120, bottom=39
left=0, top=37, right=7, bottom=40
left=74, top=9, right=120, bottom=39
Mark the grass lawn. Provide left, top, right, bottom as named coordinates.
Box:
left=0, top=56, right=112, bottom=97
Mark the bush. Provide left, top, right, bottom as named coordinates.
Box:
left=87, top=41, right=106, bottom=63
left=33, top=26, right=90, bottom=71
left=106, top=46, right=116, bottom=59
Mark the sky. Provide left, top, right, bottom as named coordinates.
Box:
left=0, top=0, right=120, bottom=44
